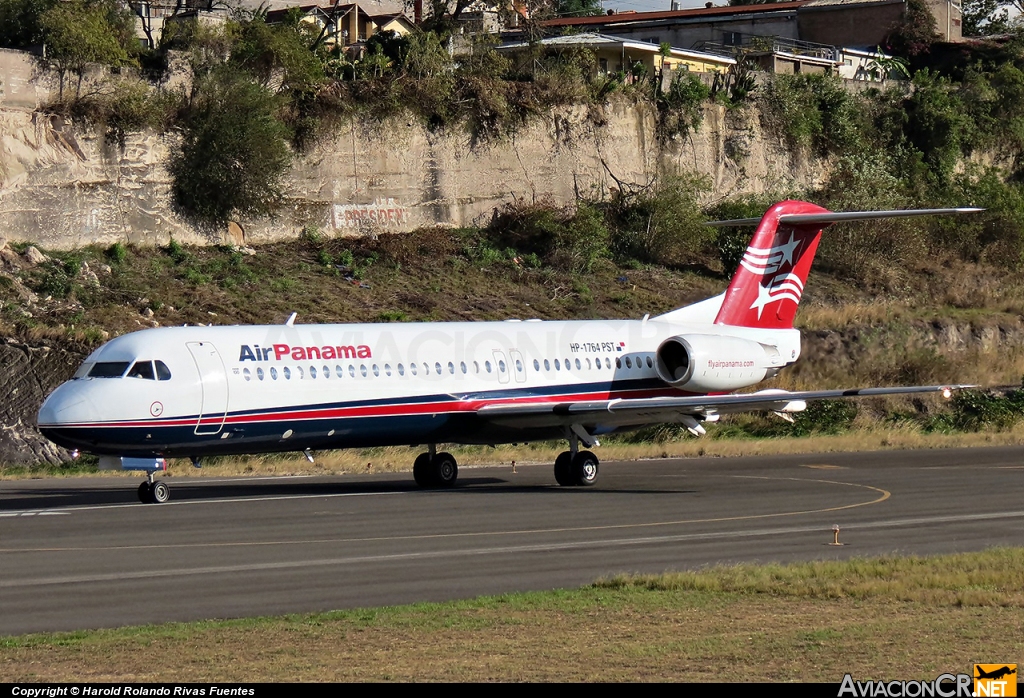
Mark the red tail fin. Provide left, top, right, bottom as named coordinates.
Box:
left=714, top=200, right=829, bottom=329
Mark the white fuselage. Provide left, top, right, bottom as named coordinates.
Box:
left=38, top=317, right=801, bottom=458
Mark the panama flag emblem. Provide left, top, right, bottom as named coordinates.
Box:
left=742, top=232, right=805, bottom=318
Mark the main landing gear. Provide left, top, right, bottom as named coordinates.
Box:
left=413, top=445, right=459, bottom=487
left=138, top=472, right=170, bottom=504
left=553, top=425, right=600, bottom=487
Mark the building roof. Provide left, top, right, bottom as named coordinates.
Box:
left=498, top=32, right=736, bottom=64
left=541, top=1, right=808, bottom=28
left=802, top=0, right=902, bottom=7
left=264, top=2, right=368, bottom=22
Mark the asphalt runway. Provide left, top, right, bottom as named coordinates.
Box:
left=1, top=446, right=1022, bottom=635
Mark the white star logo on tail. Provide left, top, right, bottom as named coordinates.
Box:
left=750, top=273, right=805, bottom=319
left=739, top=232, right=802, bottom=276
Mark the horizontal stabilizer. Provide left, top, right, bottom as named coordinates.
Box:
left=706, top=208, right=984, bottom=227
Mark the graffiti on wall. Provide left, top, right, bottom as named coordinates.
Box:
left=331, top=198, right=411, bottom=231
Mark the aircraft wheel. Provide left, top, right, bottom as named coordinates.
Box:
left=413, top=452, right=434, bottom=487
left=151, top=480, right=170, bottom=504
left=553, top=451, right=574, bottom=486
left=433, top=452, right=458, bottom=487
left=571, top=451, right=599, bottom=487
left=138, top=482, right=153, bottom=504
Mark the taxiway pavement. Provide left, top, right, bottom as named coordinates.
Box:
left=1, top=446, right=1021, bottom=635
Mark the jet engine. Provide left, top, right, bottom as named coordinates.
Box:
left=654, top=334, right=784, bottom=393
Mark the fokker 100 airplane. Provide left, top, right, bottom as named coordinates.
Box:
left=38, top=201, right=980, bottom=503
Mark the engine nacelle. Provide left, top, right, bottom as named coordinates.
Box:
left=655, top=334, right=783, bottom=393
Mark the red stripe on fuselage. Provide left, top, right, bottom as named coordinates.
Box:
left=46, top=385, right=687, bottom=430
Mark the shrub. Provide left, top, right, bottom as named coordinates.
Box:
left=170, top=68, right=292, bottom=225
left=659, top=72, right=710, bottom=140
left=487, top=200, right=609, bottom=274
left=606, top=174, right=713, bottom=267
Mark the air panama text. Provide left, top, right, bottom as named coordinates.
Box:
left=239, top=343, right=372, bottom=362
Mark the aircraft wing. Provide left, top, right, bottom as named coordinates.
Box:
left=477, top=384, right=974, bottom=429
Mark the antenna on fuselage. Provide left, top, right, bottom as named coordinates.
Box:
left=285, top=312, right=297, bottom=327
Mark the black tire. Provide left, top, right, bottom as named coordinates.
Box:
left=554, top=451, right=574, bottom=486
left=413, top=452, right=434, bottom=487
left=571, top=451, right=599, bottom=486
left=151, top=480, right=170, bottom=504
left=433, top=452, right=458, bottom=487
left=138, top=482, right=153, bottom=504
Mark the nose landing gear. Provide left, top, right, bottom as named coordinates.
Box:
left=138, top=472, right=170, bottom=504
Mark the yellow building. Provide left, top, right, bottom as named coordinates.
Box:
left=497, top=32, right=736, bottom=77
left=265, top=3, right=413, bottom=48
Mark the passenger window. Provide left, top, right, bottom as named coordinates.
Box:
left=88, top=362, right=130, bottom=378
left=257, top=367, right=265, bottom=381
left=533, top=359, right=540, bottom=371
left=385, top=364, right=392, bottom=376
left=243, top=368, right=251, bottom=381
left=448, top=361, right=455, bottom=375
left=310, top=366, right=317, bottom=379
left=575, top=358, right=581, bottom=370
left=411, top=363, right=418, bottom=376
left=586, top=358, right=591, bottom=369
left=460, top=361, right=467, bottom=374
left=360, top=365, right=368, bottom=377
left=323, top=365, right=331, bottom=378
left=625, top=357, right=632, bottom=369
left=296, top=366, right=304, bottom=379
left=270, top=367, right=279, bottom=380
left=283, top=367, right=291, bottom=380
left=616, top=358, right=622, bottom=368
left=474, top=361, right=479, bottom=373
left=554, top=359, right=560, bottom=370
left=423, top=363, right=429, bottom=375
left=485, top=361, right=492, bottom=373
left=544, top=359, right=550, bottom=371
left=605, top=358, right=611, bottom=369
left=398, top=363, right=405, bottom=376
left=646, top=356, right=654, bottom=368
left=155, top=360, right=171, bottom=380
left=349, top=365, right=356, bottom=378
left=499, top=360, right=506, bottom=373
left=372, top=364, right=379, bottom=377
left=128, top=361, right=155, bottom=380
left=435, top=362, right=442, bottom=375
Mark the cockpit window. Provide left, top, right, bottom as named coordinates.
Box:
left=155, top=361, right=171, bottom=381
left=88, top=362, right=130, bottom=378
left=128, top=361, right=155, bottom=380
left=73, top=362, right=94, bottom=379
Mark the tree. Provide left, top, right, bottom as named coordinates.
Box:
left=961, top=0, right=1011, bottom=36
left=0, top=0, right=56, bottom=48
left=39, top=0, right=136, bottom=99
left=230, top=15, right=325, bottom=94
left=170, top=69, right=293, bottom=224
left=884, top=0, right=939, bottom=57
left=555, top=0, right=603, bottom=17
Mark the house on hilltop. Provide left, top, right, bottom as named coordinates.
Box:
left=496, top=32, right=736, bottom=80
left=538, top=0, right=963, bottom=55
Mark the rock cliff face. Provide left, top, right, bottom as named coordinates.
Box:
left=0, top=339, right=82, bottom=465
left=1, top=99, right=826, bottom=250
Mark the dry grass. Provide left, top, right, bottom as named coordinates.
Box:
left=7, top=422, right=1024, bottom=480
left=2, top=549, right=1022, bottom=681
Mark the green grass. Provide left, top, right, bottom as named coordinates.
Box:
left=2, top=549, right=1022, bottom=681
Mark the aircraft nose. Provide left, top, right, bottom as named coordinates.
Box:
left=37, top=383, right=89, bottom=426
